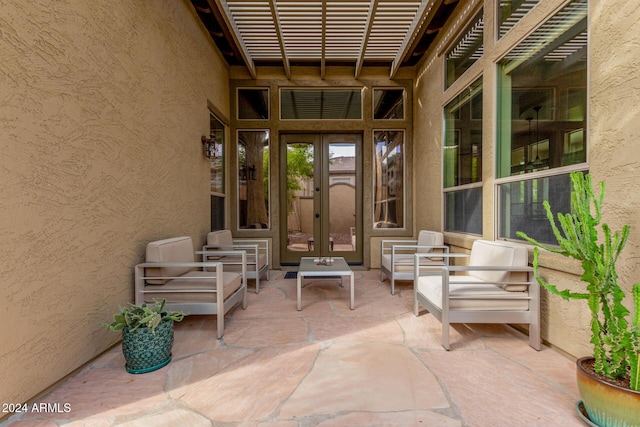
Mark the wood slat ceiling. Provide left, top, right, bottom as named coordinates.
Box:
left=191, top=0, right=459, bottom=78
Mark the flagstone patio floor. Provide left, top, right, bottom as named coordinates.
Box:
left=2, top=269, right=585, bottom=426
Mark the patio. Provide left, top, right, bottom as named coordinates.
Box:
left=3, top=269, right=584, bottom=427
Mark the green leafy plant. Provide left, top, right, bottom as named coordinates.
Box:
left=517, top=172, right=640, bottom=390
left=103, top=298, right=187, bottom=334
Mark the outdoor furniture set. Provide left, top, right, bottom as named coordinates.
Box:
left=134, top=230, right=540, bottom=349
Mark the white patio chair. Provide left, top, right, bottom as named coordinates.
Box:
left=380, top=230, right=448, bottom=294
left=413, top=239, right=541, bottom=350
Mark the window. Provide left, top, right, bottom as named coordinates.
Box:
left=238, top=88, right=269, bottom=120
left=496, top=0, right=588, bottom=244
left=443, top=78, right=483, bottom=234
left=498, top=0, right=541, bottom=39
left=373, top=130, right=404, bottom=229
left=238, top=130, right=270, bottom=229
left=208, top=112, right=225, bottom=231
left=498, top=173, right=575, bottom=242
left=280, top=89, right=362, bottom=119
left=444, top=188, right=483, bottom=234
left=445, top=9, right=484, bottom=88
left=373, top=88, right=404, bottom=119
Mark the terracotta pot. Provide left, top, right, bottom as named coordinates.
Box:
left=576, top=357, right=640, bottom=427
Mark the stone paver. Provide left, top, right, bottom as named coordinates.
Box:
left=278, top=341, right=450, bottom=418
left=2, top=269, right=581, bottom=427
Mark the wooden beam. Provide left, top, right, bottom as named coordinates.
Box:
left=268, top=0, right=291, bottom=79
left=355, top=0, right=379, bottom=79
left=390, top=0, right=442, bottom=78
left=210, top=0, right=257, bottom=79
left=321, top=0, right=326, bottom=79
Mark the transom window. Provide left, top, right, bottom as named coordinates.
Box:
left=237, top=88, right=269, bottom=120
left=373, top=88, right=404, bottom=120
left=445, top=9, right=484, bottom=89
left=280, top=89, right=362, bottom=120
left=498, top=0, right=541, bottom=39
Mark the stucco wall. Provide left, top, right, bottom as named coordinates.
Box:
left=0, top=0, right=229, bottom=408
left=412, top=0, right=640, bottom=359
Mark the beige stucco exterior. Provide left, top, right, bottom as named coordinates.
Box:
left=2, top=0, right=640, bottom=417
left=0, top=0, right=229, bottom=408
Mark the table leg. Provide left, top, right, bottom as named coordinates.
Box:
left=297, top=273, right=302, bottom=311
left=350, top=272, right=355, bottom=310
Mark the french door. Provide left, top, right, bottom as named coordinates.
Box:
left=280, top=133, right=362, bottom=265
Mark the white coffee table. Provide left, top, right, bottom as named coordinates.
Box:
left=297, top=257, right=354, bottom=311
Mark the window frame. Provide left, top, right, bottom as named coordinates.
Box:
left=236, top=128, right=271, bottom=230
left=372, top=129, right=406, bottom=231
left=444, top=7, right=484, bottom=90
left=493, top=0, right=589, bottom=243
left=442, top=77, right=484, bottom=236
left=279, top=87, right=364, bottom=121
left=496, top=0, right=541, bottom=40
left=208, top=110, right=227, bottom=231
left=372, top=87, right=405, bottom=120
left=236, top=87, right=270, bottom=121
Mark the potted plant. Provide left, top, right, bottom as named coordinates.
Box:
left=517, top=171, right=639, bottom=426
left=103, top=298, right=187, bottom=374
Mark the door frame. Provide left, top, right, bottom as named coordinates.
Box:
left=279, top=132, right=362, bottom=265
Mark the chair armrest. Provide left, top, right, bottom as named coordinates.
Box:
left=391, top=244, right=449, bottom=253
left=444, top=265, right=533, bottom=272
left=204, top=243, right=258, bottom=260
left=203, top=244, right=257, bottom=250
left=413, top=256, right=534, bottom=288
left=202, top=245, right=258, bottom=267
left=442, top=265, right=534, bottom=287
left=233, top=238, right=269, bottom=247
left=136, top=261, right=224, bottom=270
left=381, top=239, right=417, bottom=255
left=414, top=253, right=469, bottom=260
left=196, top=250, right=248, bottom=279
left=134, top=262, right=227, bottom=307
left=233, top=238, right=269, bottom=262
left=135, top=261, right=224, bottom=288
left=382, top=239, right=417, bottom=247
left=197, top=249, right=248, bottom=261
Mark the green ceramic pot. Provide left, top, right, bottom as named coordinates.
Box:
left=121, top=320, right=174, bottom=374
left=577, top=357, right=640, bottom=427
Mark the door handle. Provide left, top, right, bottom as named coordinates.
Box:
left=315, top=213, right=320, bottom=218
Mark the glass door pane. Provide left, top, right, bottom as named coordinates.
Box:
left=283, top=135, right=318, bottom=259
left=328, top=139, right=357, bottom=253
left=280, top=134, right=361, bottom=265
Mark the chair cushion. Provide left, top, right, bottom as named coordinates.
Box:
left=417, top=275, right=530, bottom=311
left=145, top=236, right=195, bottom=284
left=207, top=230, right=234, bottom=246
left=142, top=271, right=242, bottom=302
left=468, top=240, right=529, bottom=291
left=417, top=230, right=444, bottom=253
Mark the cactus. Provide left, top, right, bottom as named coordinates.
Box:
left=517, top=172, right=640, bottom=390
